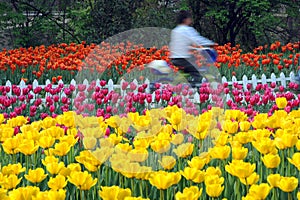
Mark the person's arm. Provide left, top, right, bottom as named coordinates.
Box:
left=187, top=27, right=215, bottom=46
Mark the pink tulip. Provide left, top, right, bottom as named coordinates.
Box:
left=78, top=84, right=86, bottom=92
left=279, top=85, right=284, bottom=92
left=106, top=106, right=112, bottom=113
left=100, top=80, right=106, bottom=87
left=49, top=105, right=55, bottom=112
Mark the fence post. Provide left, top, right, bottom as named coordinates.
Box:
left=221, top=76, right=227, bottom=84
left=5, top=80, right=12, bottom=96
left=251, top=74, right=257, bottom=89
left=232, top=76, right=237, bottom=84
left=270, top=73, right=276, bottom=84
left=242, top=75, right=248, bottom=91
left=289, top=72, right=296, bottom=83
left=145, top=78, right=150, bottom=94
left=132, top=79, right=138, bottom=94
left=261, top=74, right=267, bottom=85
left=279, top=72, right=286, bottom=88
left=107, top=79, right=114, bottom=92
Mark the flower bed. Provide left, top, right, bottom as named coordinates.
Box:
left=0, top=101, right=299, bottom=199
left=0, top=41, right=299, bottom=85
left=0, top=79, right=299, bottom=121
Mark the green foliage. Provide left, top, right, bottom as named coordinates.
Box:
left=0, top=0, right=299, bottom=50
left=132, top=0, right=177, bottom=29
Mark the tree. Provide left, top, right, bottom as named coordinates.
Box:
left=0, top=0, right=79, bottom=48
left=186, top=0, right=300, bottom=48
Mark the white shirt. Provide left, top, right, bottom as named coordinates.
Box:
left=169, top=25, right=215, bottom=58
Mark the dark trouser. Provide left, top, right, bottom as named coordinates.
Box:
left=171, top=58, right=203, bottom=87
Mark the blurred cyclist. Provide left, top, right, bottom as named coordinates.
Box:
left=169, top=10, right=217, bottom=87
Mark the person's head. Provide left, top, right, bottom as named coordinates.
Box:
left=176, top=10, right=192, bottom=25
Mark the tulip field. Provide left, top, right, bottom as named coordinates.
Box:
left=0, top=41, right=300, bottom=200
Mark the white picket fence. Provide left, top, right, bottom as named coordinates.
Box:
left=2, top=72, right=298, bottom=104
left=3, top=71, right=297, bottom=91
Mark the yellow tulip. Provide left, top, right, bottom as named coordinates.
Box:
left=225, top=109, right=248, bottom=122
left=248, top=183, right=271, bottom=199
left=67, top=163, right=82, bottom=172
left=127, top=148, right=148, bottom=162
left=37, top=189, right=66, bottom=200
left=58, top=163, right=81, bottom=177
left=173, top=143, right=194, bottom=158
left=8, top=186, right=40, bottom=200
left=45, top=126, right=65, bottom=140
left=25, top=168, right=47, bottom=183
left=187, top=156, right=206, bottom=170
left=214, top=132, right=229, bottom=146
left=117, top=162, right=139, bottom=178
left=53, top=142, right=71, bottom=157
left=133, top=139, right=150, bottom=149
left=171, top=133, right=184, bottom=145
left=58, top=166, right=71, bottom=177
left=0, top=126, right=14, bottom=142
left=107, top=134, right=123, bottom=145
left=278, top=176, right=298, bottom=192
left=267, top=174, right=281, bottom=188
left=252, top=114, right=268, bottom=129
left=150, top=140, right=170, bottom=154
left=115, top=143, right=132, bottom=154
left=1, top=163, right=25, bottom=175
left=252, top=138, right=277, bottom=155
left=45, top=162, right=65, bottom=175
left=38, top=135, right=55, bottom=149
left=42, top=156, right=59, bottom=166
left=223, top=120, right=239, bottom=134
left=175, top=186, right=202, bottom=200
left=225, top=160, right=256, bottom=179
left=209, top=145, right=231, bottom=160
left=59, top=135, right=78, bottom=147
left=148, top=171, right=181, bottom=190
left=0, top=188, right=9, bottom=200
left=42, top=117, right=57, bottom=129
left=0, top=174, right=22, bottom=190
left=158, top=156, right=176, bottom=170
left=297, top=191, right=300, bottom=200
left=17, top=139, right=39, bottom=155
left=275, top=97, right=288, bottom=109
left=124, top=197, right=150, bottom=200
left=83, top=137, right=97, bottom=150
left=205, top=184, right=224, bottom=198
left=232, top=146, right=248, bottom=160
left=119, top=163, right=152, bottom=180
left=98, top=186, right=131, bottom=200
left=48, top=175, right=68, bottom=190
left=261, top=154, right=281, bottom=169
left=239, top=172, right=259, bottom=186
left=166, top=107, right=183, bottom=130
left=204, top=175, right=225, bottom=185
left=180, top=167, right=205, bottom=183
left=234, top=132, right=252, bottom=144
left=205, top=167, right=222, bottom=177
left=68, top=171, right=97, bottom=190
left=239, top=121, right=251, bottom=131
left=2, top=137, right=20, bottom=154
left=280, top=133, right=298, bottom=148
left=296, top=140, right=300, bottom=151
left=0, top=114, right=4, bottom=124
left=91, top=147, right=114, bottom=166
left=157, top=132, right=171, bottom=141
left=288, top=152, right=300, bottom=170
left=61, top=111, right=75, bottom=128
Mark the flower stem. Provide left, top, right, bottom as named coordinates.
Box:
left=288, top=192, right=292, bottom=200
left=160, top=189, right=164, bottom=200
